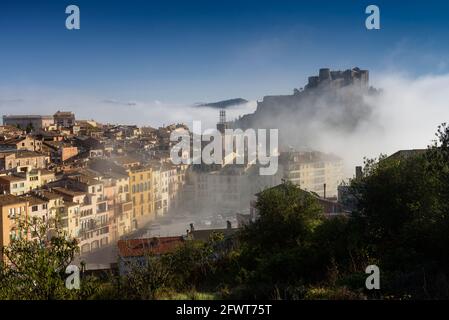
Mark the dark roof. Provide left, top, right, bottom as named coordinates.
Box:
left=33, top=190, right=63, bottom=201
left=117, top=236, right=184, bottom=258
left=52, top=187, right=86, bottom=197
left=14, top=150, right=47, bottom=158
left=0, top=175, right=25, bottom=183
left=190, top=228, right=239, bottom=242
left=279, top=151, right=342, bottom=164
left=19, top=195, right=47, bottom=206
left=386, top=149, right=427, bottom=160
left=54, top=111, right=74, bottom=117
left=1, top=137, right=26, bottom=145
left=0, top=194, right=28, bottom=206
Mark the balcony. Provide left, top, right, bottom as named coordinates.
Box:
left=114, top=200, right=132, bottom=214
left=96, top=202, right=108, bottom=213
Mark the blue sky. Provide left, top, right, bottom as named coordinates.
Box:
left=1, top=0, right=449, bottom=105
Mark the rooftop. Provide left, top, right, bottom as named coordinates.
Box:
left=386, top=149, right=427, bottom=161
left=19, top=194, right=47, bottom=206
left=117, top=236, right=184, bottom=258
left=52, top=187, right=86, bottom=197
left=54, top=111, right=75, bottom=117
left=32, top=190, right=64, bottom=201
left=0, top=194, right=28, bottom=206
left=0, top=175, right=26, bottom=182
left=190, top=227, right=239, bottom=242
left=15, top=150, right=47, bottom=159
left=3, top=115, right=53, bottom=119
left=280, top=150, right=342, bottom=164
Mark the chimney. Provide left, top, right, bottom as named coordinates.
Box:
left=355, top=166, right=362, bottom=180
left=189, top=223, right=194, bottom=233
left=323, top=183, right=326, bottom=199
left=226, top=220, right=232, bottom=230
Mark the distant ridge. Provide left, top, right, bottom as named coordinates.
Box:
left=197, top=98, right=248, bottom=109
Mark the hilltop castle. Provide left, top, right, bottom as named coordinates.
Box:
left=304, top=67, right=369, bottom=90
left=233, top=67, right=375, bottom=139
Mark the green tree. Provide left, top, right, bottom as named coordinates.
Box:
left=25, top=122, right=34, bottom=133
left=0, top=217, right=95, bottom=300
left=237, top=181, right=325, bottom=298
left=345, top=125, right=449, bottom=298
left=121, top=254, right=172, bottom=300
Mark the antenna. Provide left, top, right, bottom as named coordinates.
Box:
left=219, top=110, right=226, bottom=124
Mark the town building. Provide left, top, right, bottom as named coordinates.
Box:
left=279, top=150, right=344, bottom=198
left=0, top=126, right=24, bottom=140
left=43, top=141, right=79, bottom=163
left=0, top=136, right=43, bottom=152
left=51, top=175, right=110, bottom=254
left=117, top=236, right=185, bottom=275
left=53, top=111, right=75, bottom=128
left=31, top=189, right=65, bottom=227
left=2, top=115, right=54, bottom=130
left=128, top=165, right=153, bottom=228
left=0, top=194, right=28, bottom=260
left=186, top=163, right=282, bottom=214
left=0, top=151, right=50, bottom=171
left=0, top=169, right=55, bottom=195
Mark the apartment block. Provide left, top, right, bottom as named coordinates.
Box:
left=103, top=172, right=133, bottom=241
left=43, top=141, right=78, bottom=163
left=0, top=151, right=49, bottom=171
left=0, top=169, right=55, bottom=195
left=279, top=151, right=344, bottom=198
left=0, top=195, right=28, bottom=261
left=53, top=111, right=75, bottom=128
left=128, top=165, right=153, bottom=229
left=2, top=115, right=54, bottom=130
left=0, top=136, right=43, bottom=152
left=50, top=176, right=110, bottom=253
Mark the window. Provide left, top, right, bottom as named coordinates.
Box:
left=32, top=205, right=38, bottom=212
